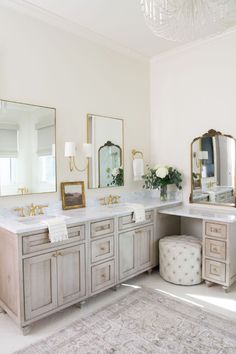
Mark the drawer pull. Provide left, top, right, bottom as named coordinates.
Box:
left=212, top=267, right=218, bottom=274
left=96, top=225, right=109, bottom=232
left=52, top=253, right=57, bottom=258
left=210, top=227, right=221, bottom=233
left=57, top=251, right=63, bottom=256
left=212, top=247, right=218, bottom=252
left=101, top=273, right=106, bottom=278
left=100, top=246, right=106, bottom=251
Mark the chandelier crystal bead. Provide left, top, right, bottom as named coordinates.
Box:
left=140, top=0, right=236, bottom=42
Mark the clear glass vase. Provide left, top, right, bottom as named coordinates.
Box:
left=160, top=185, right=167, bottom=201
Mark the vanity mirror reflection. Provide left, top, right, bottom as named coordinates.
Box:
left=87, top=114, right=124, bottom=189
left=0, top=99, right=56, bottom=197
left=190, top=129, right=235, bottom=207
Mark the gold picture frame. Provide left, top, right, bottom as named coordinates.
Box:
left=61, top=181, right=86, bottom=210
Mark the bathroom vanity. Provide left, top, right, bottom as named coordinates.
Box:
left=0, top=199, right=181, bottom=334
left=159, top=206, right=236, bottom=293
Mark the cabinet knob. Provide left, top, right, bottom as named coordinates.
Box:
left=52, top=253, right=57, bottom=258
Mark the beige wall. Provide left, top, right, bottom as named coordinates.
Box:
left=0, top=6, right=150, bottom=208
left=150, top=32, right=236, bottom=203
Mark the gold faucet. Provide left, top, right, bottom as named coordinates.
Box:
left=99, top=195, right=121, bottom=206
left=37, top=205, right=48, bottom=215
left=28, top=203, right=38, bottom=217
left=14, top=207, right=26, bottom=217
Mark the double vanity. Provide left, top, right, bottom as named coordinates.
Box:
left=0, top=198, right=180, bottom=334
left=1, top=197, right=236, bottom=334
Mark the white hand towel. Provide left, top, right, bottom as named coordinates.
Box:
left=133, top=158, right=144, bottom=181
left=43, top=217, right=68, bottom=243
left=131, top=204, right=146, bottom=223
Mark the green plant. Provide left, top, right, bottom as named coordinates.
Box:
left=143, top=165, right=182, bottom=190
left=111, top=167, right=124, bottom=186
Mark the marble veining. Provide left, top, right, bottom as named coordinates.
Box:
left=159, top=205, right=236, bottom=223
left=0, top=196, right=181, bottom=234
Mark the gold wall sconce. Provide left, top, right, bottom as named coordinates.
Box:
left=65, top=142, right=92, bottom=172
left=132, top=149, right=144, bottom=181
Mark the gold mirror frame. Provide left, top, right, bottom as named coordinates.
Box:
left=87, top=113, right=124, bottom=189
left=0, top=98, right=57, bottom=197
left=190, top=129, right=236, bottom=207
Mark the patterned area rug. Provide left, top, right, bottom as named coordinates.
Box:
left=15, top=287, right=236, bottom=354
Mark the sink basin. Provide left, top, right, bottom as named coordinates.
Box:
left=17, top=215, right=69, bottom=225
left=102, top=203, right=134, bottom=213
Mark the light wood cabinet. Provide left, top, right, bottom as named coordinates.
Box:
left=202, top=220, right=236, bottom=292
left=118, top=225, right=154, bottom=281
left=57, top=245, right=86, bottom=306
left=24, top=245, right=86, bottom=320
left=0, top=207, right=158, bottom=333
left=24, top=252, right=58, bottom=321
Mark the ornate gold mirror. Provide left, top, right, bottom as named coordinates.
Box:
left=190, top=129, right=236, bottom=207
left=87, top=114, right=124, bottom=189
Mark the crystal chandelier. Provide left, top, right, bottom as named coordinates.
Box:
left=140, top=0, right=236, bottom=42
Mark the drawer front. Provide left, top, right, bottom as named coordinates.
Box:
left=91, top=236, right=114, bottom=263
left=205, top=222, right=227, bottom=240
left=91, top=260, right=115, bottom=293
left=205, top=238, right=226, bottom=260
left=22, top=225, right=85, bottom=255
left=118, top=210, right=154, bottom=231
left=204, top=259, right=226, bottom=283
left=90, top=219, right=114, bottom=238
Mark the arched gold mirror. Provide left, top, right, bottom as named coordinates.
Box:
left=190, top=129, right=236, bottom=207
left=98, top=140, right=122, bottom=187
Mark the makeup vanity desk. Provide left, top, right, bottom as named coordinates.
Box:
left=159, top=206, right=236, bottom=293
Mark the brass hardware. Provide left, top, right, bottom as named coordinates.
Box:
left=18, top=187, right=28, bottom=195
left=14, top=207, right=26, bottom=217
left=100, top=246, right=106, bottom=251
left=37, top=205, right=48, bottom=215
left=68, top=156, right=89, bottom=172
left=28, top=204, right=38, bottom=217
left=211, top=227, right=220, bottom=233
left=52, top=253, right=57, bottom=257
left=99, top=194, right=121, bottom=206
left=132, top=149, right=143, bottom=160
left=101, top=273, right=106, bottom=278
left=57, top=251, right=63, bottom=256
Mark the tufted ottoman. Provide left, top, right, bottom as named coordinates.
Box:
left=159, top=235, right=202, bottom=285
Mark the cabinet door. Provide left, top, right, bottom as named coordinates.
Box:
left=23, top=252, right=57, bottom=321
left=118, top=230, right=137, bottom=281
left=57, top=245, right=86, bottom=306
left=137, top=226, right=154, bottom=270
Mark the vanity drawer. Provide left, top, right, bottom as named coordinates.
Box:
left=91, top=260, right=115, bottom=293
left=118, top=210, right=154, bottom=231
left=205, top=238, right=226, bottom=260
left=204, top=259, right=226, bottom=283
left=205, top=222, right=227, bottom=240
left=90, top=219, right=114, bottom=238
left=91, top=236, right=114, bottom=263
left=22, top=225, right=85, bottom=255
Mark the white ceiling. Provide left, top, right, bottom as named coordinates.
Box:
left=4, top=0, right=181, bottom=59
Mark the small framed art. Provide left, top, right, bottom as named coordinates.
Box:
left=61, top=181, right=86, bottom=210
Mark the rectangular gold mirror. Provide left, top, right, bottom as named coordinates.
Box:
left=0, top=99, right=56, bottom=196
left=87, top=114, right=124, bottom=189
left=190, top=129, right=235, bottom=206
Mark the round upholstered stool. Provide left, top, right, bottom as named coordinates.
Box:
left=159, top=235, right=202, bottom=285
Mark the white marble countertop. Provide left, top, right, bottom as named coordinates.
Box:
left=0, top=198, right=182, bottom=235
left=159, top=205, right=236, bottom=223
